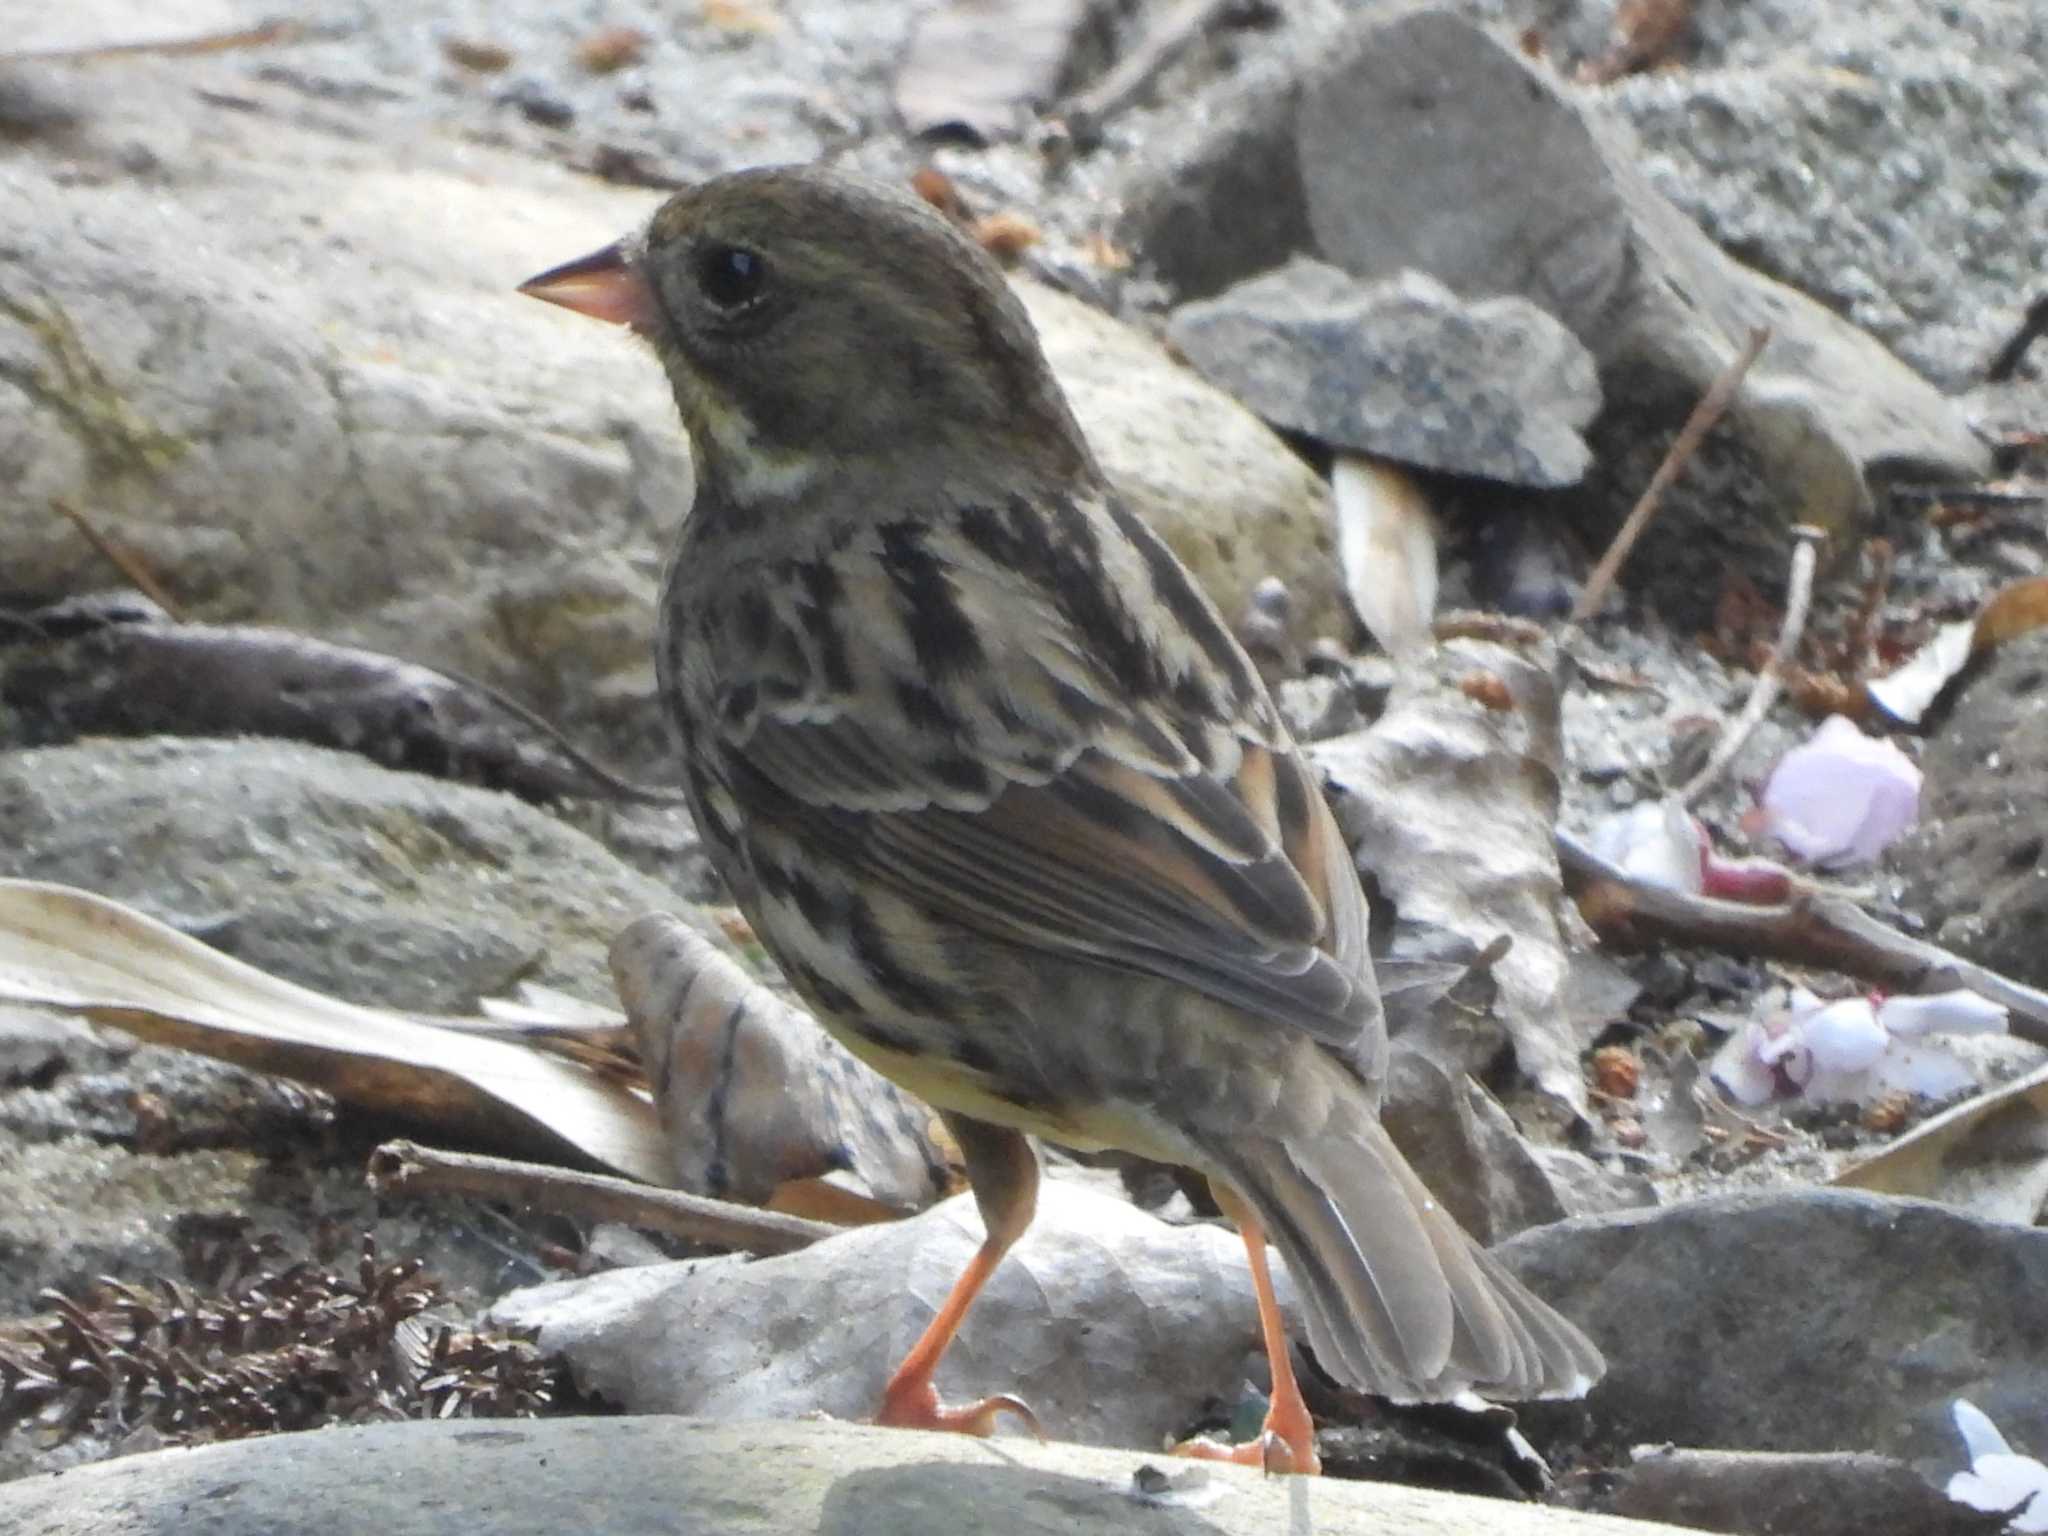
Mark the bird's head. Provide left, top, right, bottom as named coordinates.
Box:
left=519, top=165, right=1091, bottom=503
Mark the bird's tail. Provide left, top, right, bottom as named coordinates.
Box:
left=1206, top=1106, right=1602, bottom=1403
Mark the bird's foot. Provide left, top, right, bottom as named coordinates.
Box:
left=876, top=1376, right=1043, bottom=1440
left=1171, top=1396, right=1321, bottom=1476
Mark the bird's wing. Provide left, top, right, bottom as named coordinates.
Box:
left=687, top=490, right=1379, bottom=1057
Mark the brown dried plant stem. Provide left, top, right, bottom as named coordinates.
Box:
left=1568, top=326, right=1772, bottom=626
left=368, top=1140, right=838, bottom=1256
left=1678, top=526, right=1822, bottom=806
left=1557, top=830, right=2048, bottom=1046
left=51, top=498, right=185, bottom=620
left=0, top=18, right=305, bottom=63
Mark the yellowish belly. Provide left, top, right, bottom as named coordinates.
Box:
left=820, top=1015, right=1192, bottom=1163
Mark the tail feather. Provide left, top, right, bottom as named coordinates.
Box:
left=1210, top=1111, right=1602, bottom=1402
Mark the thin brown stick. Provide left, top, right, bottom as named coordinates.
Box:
left=0, top=19, right=307, bottom=64
left=1678, top=526, right=1821, bottom=806
left=1557, top=829, right=2048, bottom=1046
left=1569, top=326, right=1771, bottom=626
left=367, top=1140, right=841, bottom=1256
left=51, top=499, right=186, bottom=620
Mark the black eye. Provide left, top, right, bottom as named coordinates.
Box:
left=695, top=242, right=767, bottom=310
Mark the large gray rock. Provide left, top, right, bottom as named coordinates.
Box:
left=0, top=1414, right=1695, bottom=1534
left=1501, top=1189, right=2048, bottom=1473
left=1293, top=11, right=1990, bottom=621
left=2, top=66, right=1349, bottom=762
left=1898, top=630, right=2048, bottom=987
left=1167, top=261, right=1601, bottom=487
left=0, top=737, right=697, bottom=1010
left=1602, top=0, right=2048, bottom=392
left=0, top=94, right=691, bottom=766
left=490, top=1180, right=1280, bottom=1453
left=1109, top=7, right=1992, bottom=624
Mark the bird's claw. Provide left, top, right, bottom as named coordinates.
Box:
left=1170, top=1428, right=1319, bottom=1477
left=876, top=1380, right=1043, bottom=1441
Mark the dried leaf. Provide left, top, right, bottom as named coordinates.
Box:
left=611, top=913, right=955, bottom=1211
left=1331, top=452, right=1438, bottom=656
left=971, top=211, right=1042, bottom=261
left=1835, top=1054, right=2048, bottom=1223
left=1973, top=574, right=2048, bottom=652
left=1868, top=576, right=2048, bottom=725
left=575, top=26, right=649, bottom=73
left=441, top=37, right=513, bottom=72
left=0, top=880, right=670, bottom=1183
left=1312, top=638, right=1588, bottom=1112
left=701, top=0, right=782, bottom=33
left=1866, top=619, right=1975, bottom=725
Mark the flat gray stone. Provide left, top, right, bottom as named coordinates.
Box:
left=0, top=737, right=699, bottom=1011
left=1168, top=260, right=1600, bottom=485
left=0, top=1415, right=1696, bottom=1534
left=1500, top=1188, right=2048, bottom=1473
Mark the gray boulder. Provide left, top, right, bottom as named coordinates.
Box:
left=1168, top=260, right=1601, bottom=487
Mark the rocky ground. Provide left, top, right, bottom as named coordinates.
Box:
left=2, top=0, right=2046, bottom=1532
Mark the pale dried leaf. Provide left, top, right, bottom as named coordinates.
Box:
left=490, top=1180, right=1282, bottom=1451
left=0, top=878, right=671, bottom=1183
left=1835, top=1053, right=2048, bottom=1223
left=1867, top=619, right=1974, bottom=725
left=1331, top=452, right=1439, bottom=656
left=1869, top=576, right=2048, bottom=725
left=611, top=912, right=955, bottom=1211
left=1312, top=638, right=1586, bottom=1112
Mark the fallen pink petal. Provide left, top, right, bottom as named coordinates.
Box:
left=1758, top=715, right=1923, bottom=865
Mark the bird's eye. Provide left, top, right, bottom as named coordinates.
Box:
left=695, top=243, right=768, bottom=311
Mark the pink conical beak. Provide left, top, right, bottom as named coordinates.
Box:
left=518, top=240, right=659, bottom=334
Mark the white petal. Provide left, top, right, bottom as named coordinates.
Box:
left=1950, top=1456, right=2048, bottom=1531
left=1880, top=991, right=2011, bottom=1039
left=1759, top=715, right=1923, bottom=865
left=1800, top=999, right=1889, bottom=1074
left=1955, top=1398, right=2013, bottom=1461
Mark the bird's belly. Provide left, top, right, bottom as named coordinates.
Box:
left=817, top=1013, right=1108, bottom=1149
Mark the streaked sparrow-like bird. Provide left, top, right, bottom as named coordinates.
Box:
left=520, top=165, right=1603, bottom=1473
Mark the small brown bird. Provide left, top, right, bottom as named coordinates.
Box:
left=521, top=165, right=1602, bottom=1473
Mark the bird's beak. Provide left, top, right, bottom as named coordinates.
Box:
left=517, top=241, right=659, bottom=334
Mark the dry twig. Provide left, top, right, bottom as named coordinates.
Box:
left=0, top=19, right=312, bottom=63
left=1568, top=327, right=1772, bottom=627
left=50, top=499, right=185, bottom=620
left=1678, top=526, right=1822, bottom=805
left=368, top=1140, right=841, bottom=1257
left=1558, top=830, right=2048, bottom=1046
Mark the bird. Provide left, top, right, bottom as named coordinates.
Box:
left=519, top=164, right=1603, bottom=1474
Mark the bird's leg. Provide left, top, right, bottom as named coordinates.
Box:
left=1173, top=1183, right=1322, bottom=1475
left=876, top=1112, right=1043, bottom=1440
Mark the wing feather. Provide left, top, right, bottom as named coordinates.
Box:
left=686, top=493, right=1381, bottom=1055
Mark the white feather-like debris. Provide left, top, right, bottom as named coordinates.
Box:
left=1948, top=1399, right=2048, bottom=1533
left=1711, top=984, right=2009, bottom=1107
